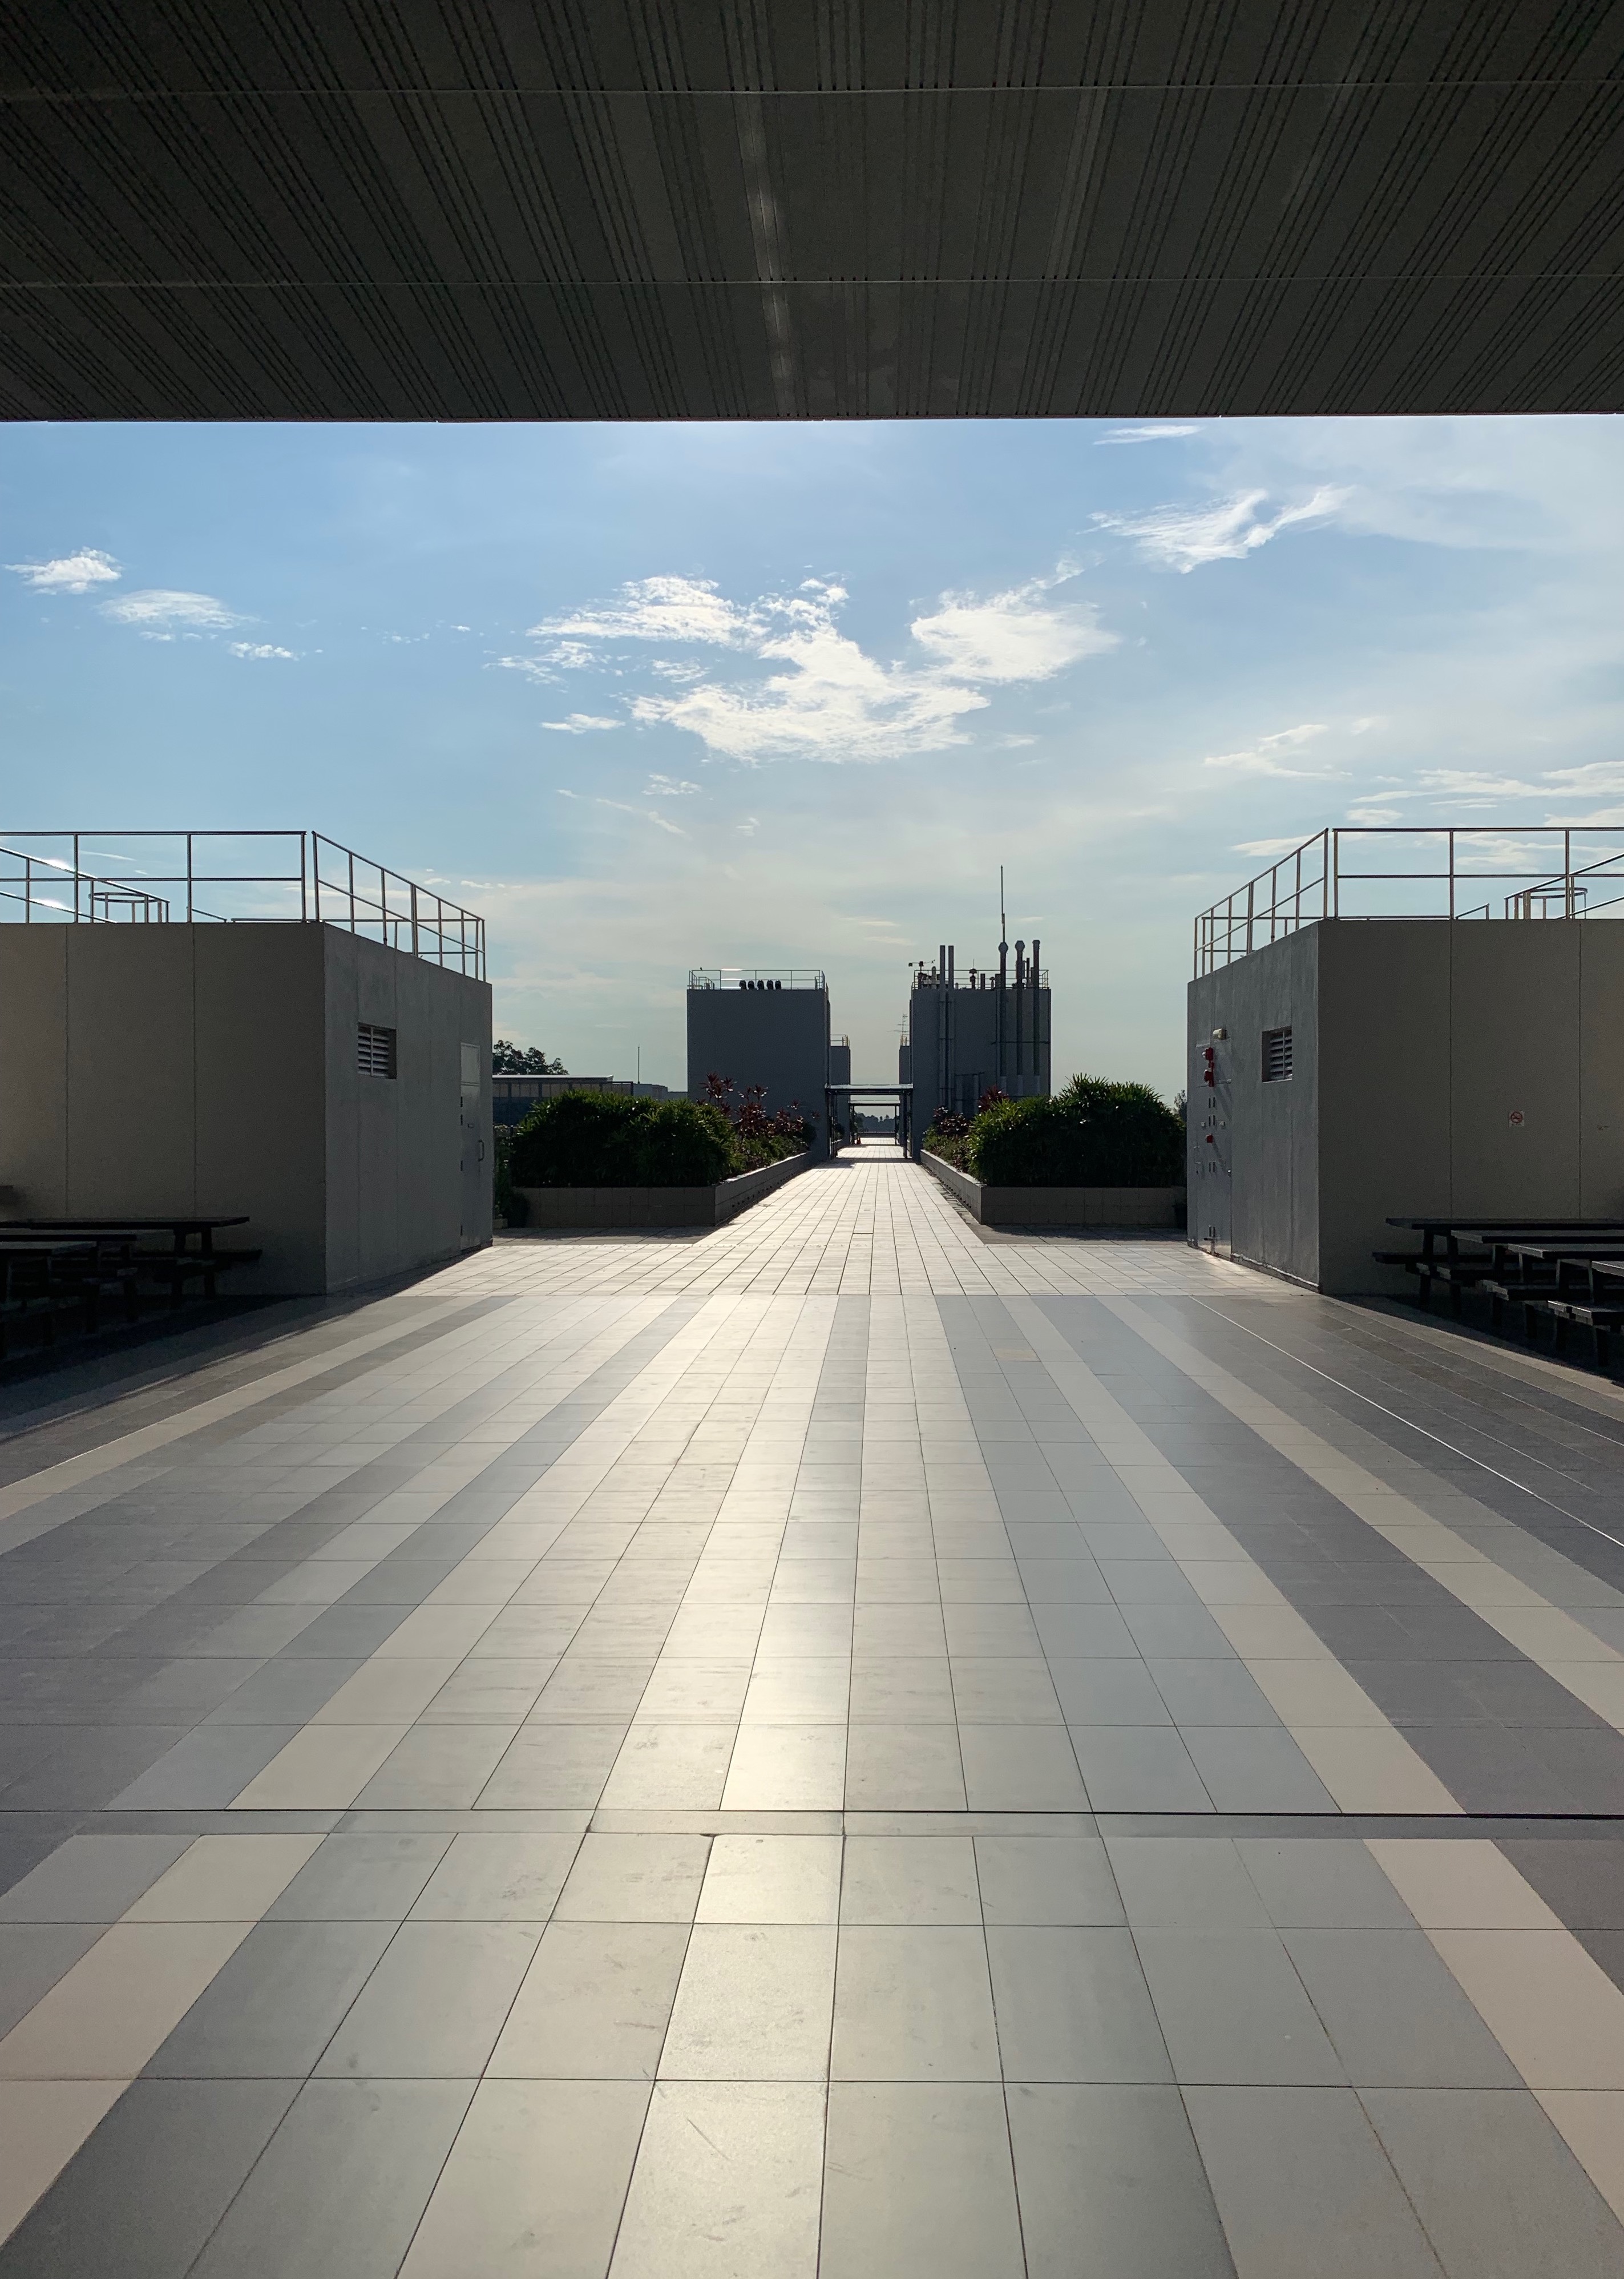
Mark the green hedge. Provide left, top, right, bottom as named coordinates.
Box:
left=964, top=1076, right=1186, bottom=1187
left=508, top=1090, right=806, bottom=1189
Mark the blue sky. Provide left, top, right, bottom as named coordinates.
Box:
left=5, top=414, right=1623, bottom=1094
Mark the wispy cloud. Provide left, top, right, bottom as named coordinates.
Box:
left=534, top=575, right=760, bottom=650
left=8, top=547, right=122, bottom=593
left=646, top=774, right=700, bottom=796
left=1095, top=424, right=1202, bottom=445
left=101, top=588, right=247, bottom=638
left=1203, top=723, right=1335, bottom=777
left=910, top=578, right=1117, bottom=683
left=533, top=571, right=1116, bottom=764
left=542, top=713, right=619, bottom=734
left=229, top=641, right=295, bottom=661
left=1094, top=487, right=1348, bottom=571
left=1354, top=759, right=1624, bottom=826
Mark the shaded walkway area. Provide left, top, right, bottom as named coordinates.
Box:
left=2, top=1159, right=1624, bottom=2272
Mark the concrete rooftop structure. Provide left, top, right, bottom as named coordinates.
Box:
left=2, top=1152, right=1624, bottom=2270
left=3, top=2, right=1623, bottom=421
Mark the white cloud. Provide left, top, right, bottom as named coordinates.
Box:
left=491, top=654, right=559, bottom=684
left=1203, top=724, right=1334, bottom=777
left=1234, top=834, right=1320, bottom=859
left=1095, top=424, right=1202, bottom=445
left=229, top=641, right=295, bottom=660
left=539, top=571, right=1116, bottom=765
left=8, top=547, right=121, bottom=593
left=1093, top=486, right=1348, bottom=571
left=100, top=588, right=247, bottom=638
left=542, top=713, right=619, bottom=734
left=1368, top=759, right=1624, bottom=826
left=910, top=580, right=1118, bottom=682
left=533, top=575, right=761, bottom=650
left=646, top=774, right=700, bottom=796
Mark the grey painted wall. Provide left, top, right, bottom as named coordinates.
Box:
left=686, top=985, right=831, bottom=1128
left=907, top=981, right=1052, bottom=1117
left=1187, top=919, right=1624, bottom=1294
left=0, top=923, right=490, bottom=1295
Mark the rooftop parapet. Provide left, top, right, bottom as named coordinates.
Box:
left=1195, top=825, right=1624, bottom=975
left=0, top=829, right=483, bottom=975
left=688, top=969, right=825, bottom=991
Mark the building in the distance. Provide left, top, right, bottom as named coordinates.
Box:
left=491, top=1074, right=669, bottom=1127
left=686, top=969, right=832, bottom=1135
left=903, top=938, right=1051, bottom=1121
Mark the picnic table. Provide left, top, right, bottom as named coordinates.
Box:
left=0, top=1217, right=255, bottom=1307
left=0, top=1237, right=97, bottom=1353
left=1380, top=1219, right=1624, bottom=1312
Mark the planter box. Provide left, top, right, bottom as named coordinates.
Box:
left=515, top=1149, right=812, bottom=1230
left=923, top=1152, right=1186, bottom=1229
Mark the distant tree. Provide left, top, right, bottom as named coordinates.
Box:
left=493, top=1039, right=565, bottom=1074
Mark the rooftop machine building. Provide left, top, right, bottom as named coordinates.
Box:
left=686, top=970, right=832, bottom=1137
left=0, top=830, right=491, bottom=1294
left=1189, top=827, right=1624, bottom=1294
left=904, top=939, right=1052, bottom=1123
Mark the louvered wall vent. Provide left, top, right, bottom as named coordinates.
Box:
left=357, top=1022, right=397, bottom=1079
left=1262, top=1026, right=1294, bottom=1083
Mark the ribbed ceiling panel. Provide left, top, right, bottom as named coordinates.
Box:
left=2, top=0, right=1622, bottom=418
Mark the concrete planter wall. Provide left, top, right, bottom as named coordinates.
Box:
left=515, top=1148, right=812, bottom=1230
left=923, top=1151, right=1186, bottom=1229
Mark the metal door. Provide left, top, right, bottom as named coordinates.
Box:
left=1194, top=1034, right=1231, bottom=1257
left=459, top=1041, right=485, bottom=1247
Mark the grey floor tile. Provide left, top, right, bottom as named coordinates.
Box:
left=1501, top=1838, right=1624, bottom=1929
left=1363, top=2086, right=1624, bottom=2278
left=959, top=1725, right=1089, bottom=1810
left=316, top=1918, right=540, bottom=2078
left=1032, top=1604, right=1139, bottom=1659
left=841, top=1837, right=980, bottom=1925
left=844, top=1723, right=965, bottom=1809
left=553, top=1833, right=711, bottom=1923
left=1283, top=1929, right=1521, bottom=2090
left=1069, top=1727, right=1212, bottom=1812
left=0, top=1922, right=102, bottom=2039
left=1120, top=1603, right=1238, bottom=1659
left=832, top=1924, right=1000, bottom=2080
left=1181, top=1725, right=1339, bottom=1812
left=488, top=1921, right=688, bottom=2078
left=821, top=2082, right=1025, bottom=2278
left=1007, top=2083, right=1237, bottom=2278
left=108, top=1724, right=302, bottom=1809
left=1136, top=1929, right=1347, bottom=2085
left=187, top=2078, right=475, bottom=2279
left=0, top=2078, right=300, bottom=2279
left=1048, top=1657, right=1171, bottom=1725
left=398, top=2078, right=651, bottom=2278
left=974, top=1836, right=1125, bottom=1927
left=607, top=2080, right=823, bottom=2278
left=0, top=1834, right=192, bottom=1924
left=1108, top=1837, right=1272, bottom=1930
left=354, top=1722, right=519, bottom=1808
left=409, top=1832, right=582, bottom=1921
left=1185, top=2084, right=1446, bottom=2278
left=477, top=1722, right=628, bottom=1808
left=267, top=1833, right=453, bottom=1922
left=1235, top=1838, right=1418, bottom=1929
left=201, top=1657, right=361, bottom=1724
left=1148, top=1656, right=1284, bottom=1725
left=988, top=1926, right=1172, bottom=2083
left=144, top=1919, right=395, bottom=2079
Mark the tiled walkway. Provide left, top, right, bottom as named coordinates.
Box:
left=3, top=1151, right=1624, bottom=2272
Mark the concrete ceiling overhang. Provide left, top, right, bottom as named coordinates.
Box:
left=3, top=1, right=1623, bottom=422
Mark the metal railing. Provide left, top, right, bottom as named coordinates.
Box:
left=688, top=968, right=826, bottom=989
left=0, top=831, right=484, bottom=974
left=1, top=846, right=171, bottom=922
left=1195, top=827, right=1624, bottom=974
